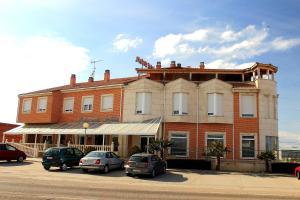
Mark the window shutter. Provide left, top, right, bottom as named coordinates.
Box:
left=64, top=98, right=74, bottom=112
left=207, top=93, right=214, bottom=115
left=136, top=93, right=143, bottom=114
left=182, top=93, right=188, bottom=114
left=173, top=93, right=180, bottom=115
left=216, top=94, right=223, bottom=116
left=144, top=93, right=151, bottom=114
left=242, top=95, right=255, bottom=117
left=263, top=95, right=270, bottom=118
left=23, top=99, right=31, bottom=112
left=102, top=95, right=113, bottom=110
left=38, top=98, right=47, bottom=111
left=83, top=97, right=93, bottom=111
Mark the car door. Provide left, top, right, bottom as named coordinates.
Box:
left=110, top=152, right=122, bottom=169
left=0, top=144, right=6, bottom=160
left=5, top=144, right=17, bottom=160
left=73, top=148, right=84, bottom=164
left=63, top=148, right=75, bottom=166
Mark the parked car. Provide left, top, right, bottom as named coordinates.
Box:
left=79, top=151, right=124, bottom=173
left=295, top=166, right=300, bottom=180
left=0, top=143, right=27, bottom=162
left=42, top=147, right=84, bottom=171
left=125, top=153, right=166, bottom=177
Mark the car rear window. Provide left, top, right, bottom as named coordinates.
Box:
left=44, top=148, right=60, bottom=156
left=129, top=156, right=148, bottom=163
left=85, top=151, right=105, bottom=158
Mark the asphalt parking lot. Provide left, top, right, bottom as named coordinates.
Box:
left=0, top=159, right=300, bottom=200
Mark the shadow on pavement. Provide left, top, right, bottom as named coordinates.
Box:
left=0, top=160, right=33, bottom=167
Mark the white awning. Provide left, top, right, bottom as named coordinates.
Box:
left=4, top=118, right=161, bottom=136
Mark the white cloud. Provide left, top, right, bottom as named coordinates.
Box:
left=279, top=130, right=300, bottom=149
left=0, top=34, right=90, bottom=123
left=152, top=25, right=300, bottom=68
left=205, top=59, right=255, bottom=69
left=113, top=34, right=142, bottom=52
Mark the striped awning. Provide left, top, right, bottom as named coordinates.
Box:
left=4, top=118, right=161, bottom=136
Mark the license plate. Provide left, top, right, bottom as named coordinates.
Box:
left=133, top=169, right=141, bottom=173
left=46, top=157, right=53, bottom=159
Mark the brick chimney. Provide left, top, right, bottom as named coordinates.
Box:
left=88, top=76, right=94, bottom=82
left=200, top=62, right=205, bottom=69
left=170, top=61, right=176, bottom=68
left=156, top=61, right=161, bottom=69
left=104, top=70, right=110, bottom=81
left=70, top=74, right=76, bottom=87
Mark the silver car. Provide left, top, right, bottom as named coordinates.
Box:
left=79, top=151, right=124, bottom=173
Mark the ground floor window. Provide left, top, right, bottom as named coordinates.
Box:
left=206, top=134, right=225, bottom=156
left=42, top=135, right=52, bottom=144
left=241, top=135, right=255, bottom=158
left=140, top=136, right=155, bottom=153
left=79, top=136, right=85, bottom=145
left=265, top=136, right=278, bottom=152
left=170, top=132, right=188, bottom=157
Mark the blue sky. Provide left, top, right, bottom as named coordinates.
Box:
left=0, top=0, right=299, bottom=148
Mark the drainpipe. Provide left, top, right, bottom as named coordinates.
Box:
left=120, top=86, right=123, bottom=122
left=232, top=93, right=235, bottom=161
left=163, top=83, right=166, bottom=140
left=196, top=85, right=199, bottom=159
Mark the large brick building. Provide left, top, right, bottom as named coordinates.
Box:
left=6, top=59, right=278, bottom=161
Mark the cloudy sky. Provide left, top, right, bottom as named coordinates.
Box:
left=0, top=0, right=299, bottom=149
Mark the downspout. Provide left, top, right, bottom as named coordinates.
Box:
left=196, top=85, right=199, bottom=160
left=120, top=86, right=123, bottom=122
left=163, top=83, right=166, bottom=140
left=232, top=91, right=235, bottom=161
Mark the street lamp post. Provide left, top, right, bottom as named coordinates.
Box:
left=83, top=122, right=89, bottom=151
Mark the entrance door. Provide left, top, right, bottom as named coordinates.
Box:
left=140, top=136, right=155, bottom=153
left=95, top=135, right=104, bottom=145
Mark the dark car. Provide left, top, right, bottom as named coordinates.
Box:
left=125, top=153, right=166, bottom=177
left=0, top=143, right=27, bottom=162
left=42, top=147, right=84, bottom=171
left=80, top=151, right=124, bottom=173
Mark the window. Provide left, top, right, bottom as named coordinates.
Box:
left=6, top=145, right=16, bottom=151
left=263, top=95, right=270, bottom=119
left=37, top=97, right=47, bottom=113
left=101, top=94, right=113, bottom=111
left=173, top=93, right=188, bottom=115
left=273, top=95, right=278, bottom=119
left=63, top=97, right=74, bottom=113
left=266, top=136, right=278, bottom=152
left=170, top=133, right=188, bottom=157
left=241, top=135, right=255, bottom=158
left=206, top=134, right=225, bottom=156
left=136, top=92, right=151, bottom=114
left=207, top=93, right=223, bottom=116
left=82, top=96, right=93, bottom=112
left=74, top=148, right=83, bottom=157
left=22, top=98, right=32, bottom=113
left=241, top=95, right=255, bottom=117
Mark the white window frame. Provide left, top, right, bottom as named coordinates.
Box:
left=63, top=97, right=74, bottom=113
left=205, top=132, right=226, bottom=158
left=101, top=94, right=114, bottom=112
left=240, top=133, right=256, bottom=159
left=173, top=92, right=188, bottom=116
left=240, top=94, right=256, bottom=118
left=169, top=131, right=189, bottom=157
left=81, top=96, right=94, bottom=113
left=22, top=98, right=32, bottom=114
left=135, top=92, right=151, bottom=115
left=37, top=97, right=48, bottom=113
left=207, top=93, right=224, bottom=116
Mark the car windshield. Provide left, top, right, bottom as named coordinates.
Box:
left=129, top=156, right=148, bottom=163
left=85, top=151, right=105, bottom=158
left=44, top=148, right=60, bottom=156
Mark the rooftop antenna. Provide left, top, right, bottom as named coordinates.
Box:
left=90, top=59, right=103, bottom=79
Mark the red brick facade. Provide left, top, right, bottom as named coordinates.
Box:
left=0, top=123, right=20, bottom=142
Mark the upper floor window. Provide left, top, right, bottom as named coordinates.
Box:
left=22, top=98, right=32, bottom=113
left=82, top=96, right=93, bottom=112
left=207, top=93, right=224, bottom=116
left=63, top=97, right=74, bottom=113
left=136, top=92, right=151, bottom=115
left=37, top=97, right=47, bottom=113
left=101, top=94, right=113, bottom=112
left=173, top=92, right=188, bottom=115
left=263, top=95, right=270, bottom=119
left=241, top=95, right=256, bottom=118
left=273, top=95, right=278, bottom=119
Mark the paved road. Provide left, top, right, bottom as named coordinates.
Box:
left=0, top=160, right=299, bottom=200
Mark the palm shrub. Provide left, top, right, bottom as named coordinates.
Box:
left=148, top=139, right=173, bottom=160
left=206, top=141, right=230, bottom=170
left=257, top=151, right=276, bottom=172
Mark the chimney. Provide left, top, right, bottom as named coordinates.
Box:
left=156, top=61, right=161, bottom=69
left=177, top=63, right=181, bottom=68
left=170, top=61, right=176, bottom=68
left=70, top=74, right=76, bottom=87
left=88, top=76, right=94, bottom=82
left=200, top=62, right=205, bottom=69
left=104, top=69, right=110, bottom=81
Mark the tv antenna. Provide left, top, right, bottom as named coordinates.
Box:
left=90, top=59, right=103, bottom=78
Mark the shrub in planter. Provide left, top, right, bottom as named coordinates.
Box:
left=128, top=145, right=142, bottom=157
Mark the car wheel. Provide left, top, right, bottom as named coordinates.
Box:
left=120, top=162, right=125, bottom=169
left=60, top=163, right=68, bottom=171
left=162, top=166, right=166, bottom=174
left=43, top=165, right=50, bottom=170
left=151, top=169, right=156, bottom=178
left=82, top=169, right=88, bottom=173
left=104, top=165, right=109, bottom=173
left=297, top=171, right=300, bottom=180
left=17, top=156, right=24, bottom=163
